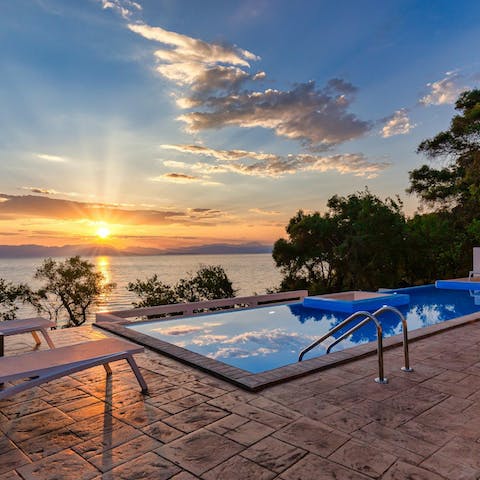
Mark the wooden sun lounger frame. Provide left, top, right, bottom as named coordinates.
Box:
left=0, top=338, right=148, bottom=400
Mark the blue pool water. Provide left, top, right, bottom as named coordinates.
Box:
left=127, top=286, right=480, bottom=373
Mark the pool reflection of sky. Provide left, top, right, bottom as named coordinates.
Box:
left=127, top=286, right=480, bottom=373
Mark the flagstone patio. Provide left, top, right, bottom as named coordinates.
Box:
left=1, top=321, right=480, bottom=479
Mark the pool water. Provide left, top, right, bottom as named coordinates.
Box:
left=126, top=286, right=480, bottom=373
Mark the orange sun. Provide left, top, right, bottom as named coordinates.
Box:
left=96, top=226, right=111, bottom=239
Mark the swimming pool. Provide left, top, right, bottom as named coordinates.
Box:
left=124, top=285, right=480, bottom=375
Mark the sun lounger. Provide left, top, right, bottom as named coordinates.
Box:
left=0, top=338, right=148, bottom=400
left=469, top=247, right=480, bottom=279
left=0, top=317, right=55, bottom=356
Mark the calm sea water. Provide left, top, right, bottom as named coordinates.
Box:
left=0, top=254, right=282, bottom=320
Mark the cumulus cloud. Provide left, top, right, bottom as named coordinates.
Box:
left=381, top=109, right=415, bottom=138
left=420, top=71, right=468, bottom=106
left=124, top=19, right=370, bottom=149
left=178, top=80, right=371, bottom=149
left=100, top=0, right=141, bottom=19
left=0, top=193, right=197, bottom=225
left=161, top=144, right=389, bottom=179
left=127, top=22, right=261, bottom=98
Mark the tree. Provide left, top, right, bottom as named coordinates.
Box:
left=407, top=89, right=480, bottom=275
left=34, top=256, right=116, bottom=327
left=128, top=264, right=236, bottom=308
left=404, top=213, right=466, bottom=284
left=0, top=279, right=31, bottom=321
left=127, top=274, right=179, bottom=308
left=272, top=210, right=339, bottom=293
left=175, top=265, right=236, bottom=302
left=408, top=89, right=480, bottom=215
left=273, top=190, right=406, bottom=293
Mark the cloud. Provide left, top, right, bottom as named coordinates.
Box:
left=161, top=144, right=389, bottom=179
left=21, top=186, right=81, bottom=197
left=0, top=193, right=196, bottom=226
left=205, top=328, right=314, bottom=359
left=249, top=208, right=280, bottom=215
left=22, top=186, right=59, bottom=195
left=151, top=172, right=221, bottom=186
left=162, top=144, right=277, bottom=162
left=35, top=153, right=68, bottom=163
left=152, top=325, right=203, bottom=336
left=381, top=109, right=415, bottom=138
left=178, top=80, right=371, bottom=149
left=124, top=20, right=370, bottom=149
left=420, top=71, right=468, bottom=106
left=188, top=208, right=225, bottom=219
left=209, top=346, right=277, bottom=360
left=100, top=0, right=141, bottom=19
left=190, top=334, right=229, bottom=346
left=127, top=22, right=262, bottom=97
left=230, top=0, right=270, bottom=23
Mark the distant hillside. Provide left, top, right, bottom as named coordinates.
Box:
left=0, top=242, right=272, bottom=258
left=165, top=242, right=272, bottom=255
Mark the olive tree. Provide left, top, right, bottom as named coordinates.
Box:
left=0, top=279, right=31, bottom=321
left=34, top=256, right=116, bottom=327
left=127, top=264, right=236, bottom=308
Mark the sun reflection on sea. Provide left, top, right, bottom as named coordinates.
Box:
left=96, top=256, right=113, bottom=308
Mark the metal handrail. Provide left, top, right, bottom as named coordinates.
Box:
left=372, top=305, right=413, bottom=373
left=298, top=310, right=387, bottom=384
left=325, top=305, right=414, bottom=375
left=326, top=317, right=374, bottom=354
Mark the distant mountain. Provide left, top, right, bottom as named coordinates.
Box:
left=0, top=244, right=122, bottom=258
left=0, top=242, right=272, bottom=258
left=165, top=242, right=272, bottom=255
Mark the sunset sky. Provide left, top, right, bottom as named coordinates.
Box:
left=1, top=0, right=480, bottom=250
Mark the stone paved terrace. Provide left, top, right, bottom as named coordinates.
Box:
left=2, top=323, right=480, bottom=479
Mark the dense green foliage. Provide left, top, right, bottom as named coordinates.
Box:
left=33, top=256, right=116, bottom=327
left=408, top=89, right=480, bottom=215
left=407, top=88, right=480, bottom=277
left=273, top=190, right=407, bottom=293
left=274, top=89, right=480, bottom=293
left=127, top=264, right=236, bottom=308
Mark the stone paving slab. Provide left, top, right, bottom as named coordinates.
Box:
left=2, top=324, right=480, bottom=478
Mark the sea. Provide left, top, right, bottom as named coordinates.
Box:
left=0, top=254, right=282, bottom=321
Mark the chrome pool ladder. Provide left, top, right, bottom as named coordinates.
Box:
left=298, top=305, right=413, bottom=384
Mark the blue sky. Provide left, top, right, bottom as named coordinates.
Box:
left=1, top=0, right=479, bottom=249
